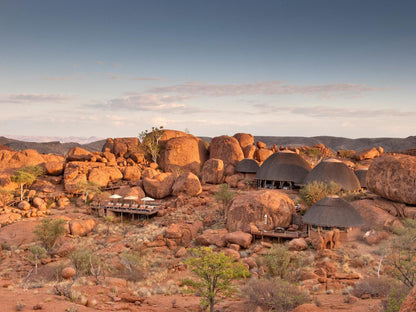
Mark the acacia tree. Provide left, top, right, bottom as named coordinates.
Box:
left=76, top=180, right=102, bottom=204
left=138, top=126, right=165, bottom=163
left=214, top=184, right=234, bottom=215
left=11, top=165, right=43, bottom=200
left=185, top=247, right=249, bottom=312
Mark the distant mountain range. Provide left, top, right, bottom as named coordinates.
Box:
left=3, top=135, right=103, bottom=144
left=1, top=135, right=415, bottom=155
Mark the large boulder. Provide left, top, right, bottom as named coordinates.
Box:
left=226, top=190, right=295, bottom=231
left=116, top=186, right=146, bottom=200
left=254, top=148, right=273, bottom=163
left=243, top=145, right=256, bottom=159
left=367, top=155, right=416, bottom=205
left=67, top=147, right=94, bottom=162
left=209, top=136, right=244, bottom=170
left=223, top=231, right=252, bottom=249
left=0, top=149, right=47, bottom=170
left=69, top=219, right=96, bottom=236
left=103, top=137, right=140, bottom=157
left=352, top=147, right=383, bottom=161
left=143, top=173, right=175, bottom=199
left=172, top=172, right=202, bottom=197
left=88, top=166, right=123, bottom=187
left=201, top=159, right=224, bottom=184
left=63, top=162, right=105, bottom=192
left=195, top=229, right=228, bottom=247
left=160, top=136, right=208, bottom=174
left=43, top=160, right=65, bottom=176
left=164, top=221, right=203, bottom=246
left=233, top=133, right=254, bottom=150
left=122, top=166, right=141, bottom=181
left=351, top=199, right=401, bottom=230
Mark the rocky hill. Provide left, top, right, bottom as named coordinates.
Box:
left=0, top=136, right=106, bottom=155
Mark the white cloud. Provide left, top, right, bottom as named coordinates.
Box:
left=149, top=81, right=382, bottom=98
left=0, top=93, right=73, bottom=104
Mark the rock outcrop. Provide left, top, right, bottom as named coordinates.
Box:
left=160, top=135, right=208, bottom=174
left=367, top=154, right=416, bottom=205
left=172, top=172, right=202, bottom=197
left=201, top=159, right=224, bottom=184
left=233, top=133, right=254, bottom=150
left=67, top=147, right=94, bottom=162
left=143, top=173, right=175, bottom=199
left=352, top=147, right=383, bottom=161
left=400, top=284, right=416, bottom=312
left=226, top=190, right=295, bottom=231
left=209, top=136, right=244, bottom=175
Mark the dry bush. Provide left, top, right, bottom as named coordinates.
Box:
left=299, top=181, right=340, bottom=207
left=243, top=278, right=310, bottom=312
left=115, top=251, right=147, bottom=282
left=382, top=283, right=410, bottom=312
left=352, top=277, right=395, bottom=298
left=69, top=249, right=99, bottom=277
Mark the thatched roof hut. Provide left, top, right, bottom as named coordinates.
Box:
left=303, top=196, right=364, bottom=228
left=304, top=158, right=361, bottom=191
left=255, top=151, right=312, bottom=188
left=236, top=158, right=260, bottom=174
left=355, top=168, right=368, bottom=188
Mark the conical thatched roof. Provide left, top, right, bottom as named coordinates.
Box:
left=235, top=158, right=260, bottom=173
left=255, top=151, right=312, bottom=184
left=355, top=168, right=368, bottom=188
left=304, top=158, right=361, bottom=191
left=303, top=196, right=364, bottom=228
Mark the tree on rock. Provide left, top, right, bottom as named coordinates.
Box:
left=184, top=247, right=249, bottom=312
left=11, top=165, right=43, bottom=200
left=139, top=126, right=164, bottom=163
left=76, top=180, right=102, bottom=204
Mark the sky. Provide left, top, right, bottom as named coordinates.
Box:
left=0, top=0, right=415, bottom=140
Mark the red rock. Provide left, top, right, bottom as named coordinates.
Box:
left=57, top=197, right=70, bottom=208
left=32, top=197, right=46, bottom=211
left=88, top=166, right=123, bottom=187
left=362, top=230, right=389, bottom=245
left=172, top=172, right=202, bottom=196
left=61, top=267, right=76, bottom=279
left=352, top=199, right=400, bottom=230
left=292, top=304, right=323, bottom=312
left=233, top=133, right=254, bottom=149
left=226, top=190, right=295, bottom=232
left=367, top=154, right=416, bottom=205
left=256, top=141, right=267, bottom=149
left=287, top=238, right=308, bottom=251
left=352, top=147, right=382, bottom=160
left=223, top=248, right=240, bottom=260
left=400, top=284, right=416, bottom=312
left=141, top=167, right=158, bottom=179
left=209, top=135, right=244, bottom=169
left=160, top=136, right=208, bottom=174
left=223, top=231, right=252, bottom=249
left=175, top=247, right=187, bottom=258
left=122, top=166, right=141, bottom=181
left=254, top=148, right=273, bottom=163
left=55, top=242, right=76, bottom=257
left=143, top=172, right=175, bottom=199
left=201, top=159, right=224, bottom=184
left=243, top=145, right=256, bottom=159
left=195, top=229, right=228, bottom=247
left=67, top=147, right=93, bottom=161
left=225, top=173, right=244, bottom=188
left=43, top=160, right=65, bottom=176
left=69, top=219, right=96, bottom=236
left=0, top=149, right=47, bottom=170
left=18, top=201, right=31, bottom=211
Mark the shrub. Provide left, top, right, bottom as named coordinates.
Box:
left=34, top=218, right=66, bottom=250
left=383, top=283, right=410, bottom=312
left=69, top=249, right=98, bottom=276
left=28, top=245, right=47, bottom=274
left=263, top=245, right=308, bottom=281
left=214, top=184, right=234, bottom=214
left=243, top=278, right=310, bottom=312
left=118, top=251, right=146, bottom=282
left=352, top=277, right=396, bottom=298
left=299, top=181, right=341, bottom=206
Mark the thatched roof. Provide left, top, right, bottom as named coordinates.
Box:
left=303, top=196, right=364, bottom=228
left=355, top=168, right=368, bottom=188
left=255, top=151, right=312, bottom=183
left=235, top=158, right=260, bottom=173
left=304, top=158, right=361, bottom=191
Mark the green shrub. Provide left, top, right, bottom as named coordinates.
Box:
left=383, top=283, right=410, bottom=312
left=299, top=181, right=340, bottom=206
left=34, top=218, right=66, bottom=250
left=243, top=278, right=310, bottom=312
left=69, top=249, right=98, bottom=276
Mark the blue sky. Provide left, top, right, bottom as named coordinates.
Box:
left=0, top=0, right=415, bottom=139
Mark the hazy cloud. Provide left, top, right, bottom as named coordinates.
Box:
left=131, top=77, right=165, bottom=81
left=99, top=73, right=165, bottom=81
left=0, top=93, right=72, bottom=104
left=150, top=81, right=382, bottom=98
left=89, top=94, right=199, bottom=113
left=253, top=104, right=416, bottom=118
left=41, top=76, right=82, bottom=81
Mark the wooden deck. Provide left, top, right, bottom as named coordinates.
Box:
left=253, top=230, right=308, bottom=240
left=90, top=204, right=160, bottom=217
